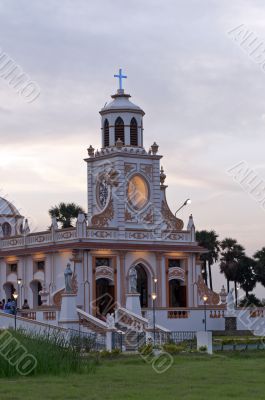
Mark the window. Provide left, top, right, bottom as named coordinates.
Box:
left=130, top=118, right=138, bottom=146
left=104, top=119, right=109, bottom=147
left=115, top=117, right=124, bottom=144
left=36, top=261, right=45, bottom=271
left=96, top=258, right=111, bottom=267
left=10, top=263, right=17, bottom=273
left=168, top=259, right=181, bottom=269
left=2, top=222, right=11, bottom=237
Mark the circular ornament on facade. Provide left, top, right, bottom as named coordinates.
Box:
left=127, top=174, right=149, bottom=210
left=96, top=178, right=109, bottom=209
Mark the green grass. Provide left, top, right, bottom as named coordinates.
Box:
left=1, top=352, right=265, bottom=399
left=0, top=329, right=96, bottom=377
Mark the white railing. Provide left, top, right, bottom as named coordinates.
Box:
left=0, top=226, right=194, bottom=251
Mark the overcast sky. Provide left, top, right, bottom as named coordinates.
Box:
left=0, top=0, right=265, bottom=297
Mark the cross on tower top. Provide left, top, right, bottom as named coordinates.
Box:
left=114, top=68, right=127, bottom=91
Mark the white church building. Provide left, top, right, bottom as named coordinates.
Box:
left=0, top=72, right=262, bottom=338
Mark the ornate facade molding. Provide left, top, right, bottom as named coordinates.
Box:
left=196, top=275, right=220, bottom=305
left=161, top=200, right=184, bottom=230
left=143, top=208, right=153, bottom=224
left=124, top=163, right=136, bottom=175
left=91, top=198, right=114, bottom=228
left=168, top=267, right=185, bottom=282
left=96, top=265, right=114, bottom=282
left=125, top=208, right=133, bottom=222
left=140, top=164, right=153, bottom=180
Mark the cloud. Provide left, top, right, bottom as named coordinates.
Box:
left=0, top=0, right=264, bottom=274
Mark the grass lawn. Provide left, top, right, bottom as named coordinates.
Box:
left=0, top=352, right=265, bottom=400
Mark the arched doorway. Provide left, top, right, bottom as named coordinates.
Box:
left=135, top=264, right=148, bottom=308
left=30, top=280, right=43, bottom=308
left=169, top=279, right=187, bottom=307
left=96, top=278, right=115, bottom=317
left=3, top=282, right=15, bottom=300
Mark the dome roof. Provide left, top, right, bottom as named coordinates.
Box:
left=0, top=197, right=21, bottom=217
left=100, top=90, right=145, bottom=115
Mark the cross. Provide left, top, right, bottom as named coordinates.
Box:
left=114, top=68, right=127, bottom=90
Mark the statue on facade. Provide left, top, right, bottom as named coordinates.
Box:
left=226, top=288, right=235, bottom=316
left=64, top=263, right=73, bottom=294
left=106, top=313, right=115, bottom=329
left=129, top=266, right=138, bottom=293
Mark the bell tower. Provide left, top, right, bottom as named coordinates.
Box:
left=99, top=69, right=145, bottom=148
left=85, top=70, right=183, bottom=235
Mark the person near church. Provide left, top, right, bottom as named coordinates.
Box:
left=0, top=301, right=3, bottom=310
left=4, top=298, right=12, bottom=314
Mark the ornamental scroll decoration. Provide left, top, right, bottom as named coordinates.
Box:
left=143, top=208, right=154, bottom=224
left=125, top=208, right=133, bottom=222
left=71, top=272, right=78, bottom=294
left=140, top=164, right=153, bottom=180
left=53, top=288, right=64, bottom=307
left=91, top=198, right=114, bottom=228
left=161, top=200, right=184, bottom=230
left=124, top=163, right=136, bottom=176
left=168, top=267, right=185, bottom=282
left=196, top=275, right=220, bottom=306
left=96, top=266, right=114, bottom=282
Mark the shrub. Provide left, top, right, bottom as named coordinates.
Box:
left=163, top=343, right=186, bottom=354
left=198, top=346, right=208, bottom=352
left=99, top=349, right=121, bottom=358
left=138, top=343, right=153, bottom=356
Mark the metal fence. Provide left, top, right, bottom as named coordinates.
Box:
left=153, top=331, right=196, bottom=346
left=112, top=331, right=146, bottom=351
left=68, top=328, right=106, bottom=352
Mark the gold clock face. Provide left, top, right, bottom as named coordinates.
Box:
left=127, top=175, right=149, bottom=210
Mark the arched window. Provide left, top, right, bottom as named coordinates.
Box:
left=169, top=279, right=187, bottom=307
left=115, top=117, right=124, bottom=145
left=104, top=119, right=109, bottom=147
left=135, top=264, right=148, bottom=308
left=130, top=117, right=138, bottom=146
left=2, top=222, right=11, bottom=237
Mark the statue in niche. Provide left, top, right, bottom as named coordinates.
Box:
left=64, top=263, right=73, bottom=294
left=129, top=266, right=138, bottom=293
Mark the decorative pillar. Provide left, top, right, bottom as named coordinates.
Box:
left=70, top=249, right=84, bottom=309
left=118, top=251, right=126, bottom=307
left=155, top=253, right=163, bottom=307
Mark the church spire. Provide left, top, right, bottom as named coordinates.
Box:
left=99, top=72, right=145, bottom=148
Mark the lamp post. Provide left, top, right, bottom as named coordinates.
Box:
left=13, top=291, right=18, bottom=331
left=17, top=278, right=22, bottom=308
left=175, top=199, right=191, bottom=216
left=151, top=292, right=157, bottom=347
left=203, top=295, right=208, bottom=332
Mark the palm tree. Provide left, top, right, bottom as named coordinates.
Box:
left=220, top=238, right=245, bottom=305
left=253, top=247, right=265, bottom=287
left=49, top=202, right=85, bottom=228
left=196, top=230, right=220, bottom=290
left=237, top=256, right=257, bottom=300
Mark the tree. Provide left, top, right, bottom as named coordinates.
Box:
left=236, top=256, right=257, bottom=299
left=239, top=294, right=263, bottom=308
left=196, top=230, right=220, bottom=290
left=220, top=238, right=245, bottom=304
left=49, top=202, right=85, bottom=228
left=253, top=247, right=265, bottom=287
